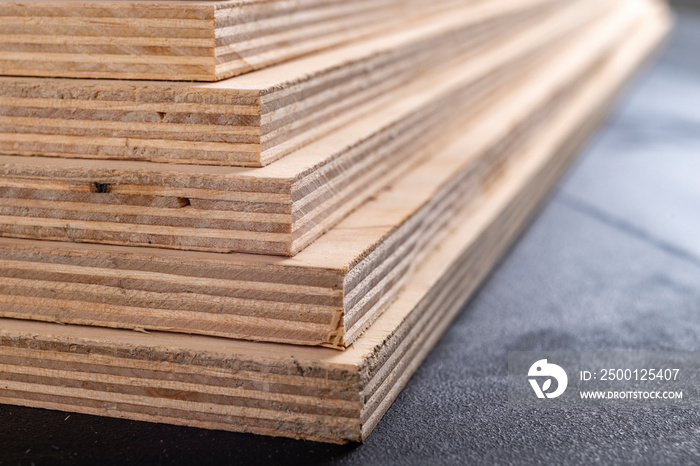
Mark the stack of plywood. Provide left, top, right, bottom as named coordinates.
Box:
left=0, top=0, right=670, bottom=442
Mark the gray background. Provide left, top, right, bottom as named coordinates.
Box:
left=1, top=4, right=700, bottom=465
left=672, top=0, right=700, bottom=8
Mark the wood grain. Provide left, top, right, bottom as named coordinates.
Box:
left=0, top=0, right=569, bottom=167
left=0, top=1, right=611, bottom=256
left=0, top=2, right=670, bottom=440
left=0, top=0, right=470, bottom=81
left=0, top=0, right=667, bottom=350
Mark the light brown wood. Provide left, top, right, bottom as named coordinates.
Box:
left=0, top=0, right=570, bottom=167
left=0, top=0, right=612, bottom=256
left=0, top=5, right=670, bottom=440
left=0, top=0, right=668, bottom=351
left=0, top=0, right=470, bottom=82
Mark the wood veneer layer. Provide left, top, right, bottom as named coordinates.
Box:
left=0, top=0, right=469, bottom=81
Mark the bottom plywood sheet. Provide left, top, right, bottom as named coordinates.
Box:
left=0, top=11, right=669, bottom=443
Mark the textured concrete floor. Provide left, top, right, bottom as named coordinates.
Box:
left=1, top=8, right=700, bottom=466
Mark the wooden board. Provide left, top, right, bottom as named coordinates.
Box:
left=0, top=0, right=569, bottom=167
left=0, top=1, right=611, bottom=257
left=0, top=0, right=665, bottom=351
left=0, top=0, right=470, bottom=82
left=0, top=6, right=670, bottom=441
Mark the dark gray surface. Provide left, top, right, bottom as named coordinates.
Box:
left=671, top=0, right=700, bottom=10
left=2, top=8, right=700, bottom=466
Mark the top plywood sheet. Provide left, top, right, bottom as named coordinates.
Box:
left=0, top=0, right=475, bottom=81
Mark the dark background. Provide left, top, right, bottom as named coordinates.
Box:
left=2, top=3, right=700, bottom=465
left=672, top=0, right=700, bottom=7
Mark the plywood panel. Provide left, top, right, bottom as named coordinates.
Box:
left=0, top=0, right=471, bottom=81
left=0, top=0, right=570, bottom=167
